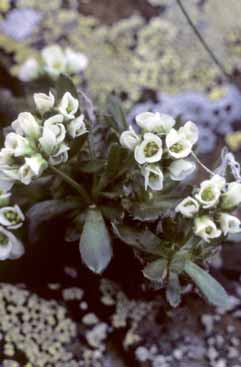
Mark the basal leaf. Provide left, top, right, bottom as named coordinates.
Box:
left=56, top=74, right=79, bottom=100
left=107, top=95, right=128, bottom=132
left=112, top=223, right=162, bottom=255
left=166, top=272, right=182, bottom=308
left=79, top=208, right=112, bottom=274
left=143, top=258, right=168, bottom=282
left=184, top=260, right=229, bottom=308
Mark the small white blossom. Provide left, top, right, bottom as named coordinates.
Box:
left=34, top=91, right=55, bottom=115
left=195, top=175, right=225, bottom=209
left=25, top=154, right=48, bottom=176
left=0, top=226, right=24, bottom=260
left=49, top=144, right=69, bottom=166
left=175, top=196, right=199, bottom=218
left=67, top=114, right=87, bottom=138
left=0, top=148, right=14, bottom=168
left=39, top=128, right=58, bottom=156
left=44, top=114, right=66, bottom=144
left=41, top=45, right=66, bottom=78
left=142, top=165, right=164, bottom=191
left=58, top=92, right=79, bottom=120
left=0, top=205, right=24, bottom=230
left=134, top=133, right=163, bottom=164
left=5, top=133, right=33, bottom=157
left=135, top=112, right=175, bottom=133
left=194, top=215, right=222, bottom=242
left=166, top=129, right=192, bottom=159
left=12, top=112, right=41, bottom=140
left=221, top=182, right=241, bottom=210
left=18, top=58, right=40, bottom=82
left=179, top=121, right=199, bottom=145
left=0, top=188, right=11, bottom=207
left=168, top=159, right=196, bottom=181
left=219, top=213, right=241, bottom=236
left=65, top=48, right=88, bottom=73
left=120, top=126, right=140, bottom=151
left=19, top=163, right=35, bottom=185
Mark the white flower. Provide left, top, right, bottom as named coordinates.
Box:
left=44, top=114, right=66, bottom=144
left=135, top=112, right=175, bottom=133
left=41, top=45, right=66, bottom=78
left=166, top=129, right=192, bottom=159
left=0, top=226, right=24, bottom=260
left=194, top=216, right=222, bottom=242
left=142, top=165, right=164, bottom=191
left=175, top=196, right=199, bottom=218
left=0, top=148, right=14, bottom=168
left=67, top=114, right=87, bottom=138
left=221, top=182, right=241, bottom=210
left=19, top=163, right=35, bottom=185
left=0, top=205, right=24, bottom=230
left=39, top=128, right=58, bottom=156
left=49, top=144, right=69, bottom=166
left=195, top=175, right=225, bottom=209
left=18, top=58, right=40, bottom=82
left=168, top=159, right=196, bottom=181
left=12, top=112, right=41, bottom=140
left=5, top=133, right=33, bottom=157
left=58, top=92, right=79, bottom=120
left=34, top=91, right=55, bottom=115
left=120, top=126, right=140, bottom=151
left=0, top=188, right=11, bottom=207
left=219, top=213, right=241, bottom=236
left=65, top=48, right=88, bottom=73
left=25, top=154, right=48, bottom=176
left=134, top=133, right=163, bottom=164
left=179, top=121, right=199, bottom=145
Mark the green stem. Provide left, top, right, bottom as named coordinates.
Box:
left=191, top=151, right=215, bottom=176
left=176, top=0, right=230, bottom=79
left=49, top=165, right=91, bottom=204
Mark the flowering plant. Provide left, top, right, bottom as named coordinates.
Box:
left=0, top=73, right=240, bottom=308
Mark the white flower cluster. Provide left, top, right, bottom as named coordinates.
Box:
left=19, top=44, right=89, bottom=82
left=0, top=193, right=25, bottom=260
left=0, top=91, right=87, bottom=187
left=176, top=174, right=241, bottom=242
left=120, top=112, right=198, bottom=191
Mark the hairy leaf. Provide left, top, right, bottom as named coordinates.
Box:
left=184, top=260, right=229, bottom=308
left=143, top=258, right=168, bottom=282
left=107, top=95, right=128, bottom=132
left=56, top=74, right=79, bottom=100
left=166, top=272, right=181, bottom=307
left=112, top=223, right=162, bottom=255
left=79, top=208, right=112, bottom=274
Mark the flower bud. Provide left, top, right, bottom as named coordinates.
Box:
left=175, top=196, right=199, bottom=218
left=44, top=114, right=66, bottom=144
left=179, top=121, right=199, bottom=145
left=134, top=133, right=163, bottom=164
left=195, top=175, right=225, bottom=209
left=168, top=159, right=196, bottom=181
left=25, top=154, right=48, bottom=176
left=34, top=91, right=55, bottom=115
left=120, top=126, right=140, bottom=151
left=49, top=144, right=69, bottom=166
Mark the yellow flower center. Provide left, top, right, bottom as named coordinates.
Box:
left=144, top=142, right=159, bottom=157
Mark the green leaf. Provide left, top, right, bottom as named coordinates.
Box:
left=170, top=252, right=187, bottom=274
left=107, top=95, right=128, bottom=132
left=27, top=199, right=80, bottom=243
left=79, top=208, right=113, bottom=274
left=106, top=143, right=123, bottom=177
left=79, top=159, right=106, bottom=173
left=184, top=260, right=229, bottom=308
left=166, top=272, right=181, bottom=307
left=112, top=223, right=162, bottom=255
left=143, top=258, right=168, bottom=282
left=56, top=74, right=79, bottom=100
left=127, top=198, right=178, bottom=221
